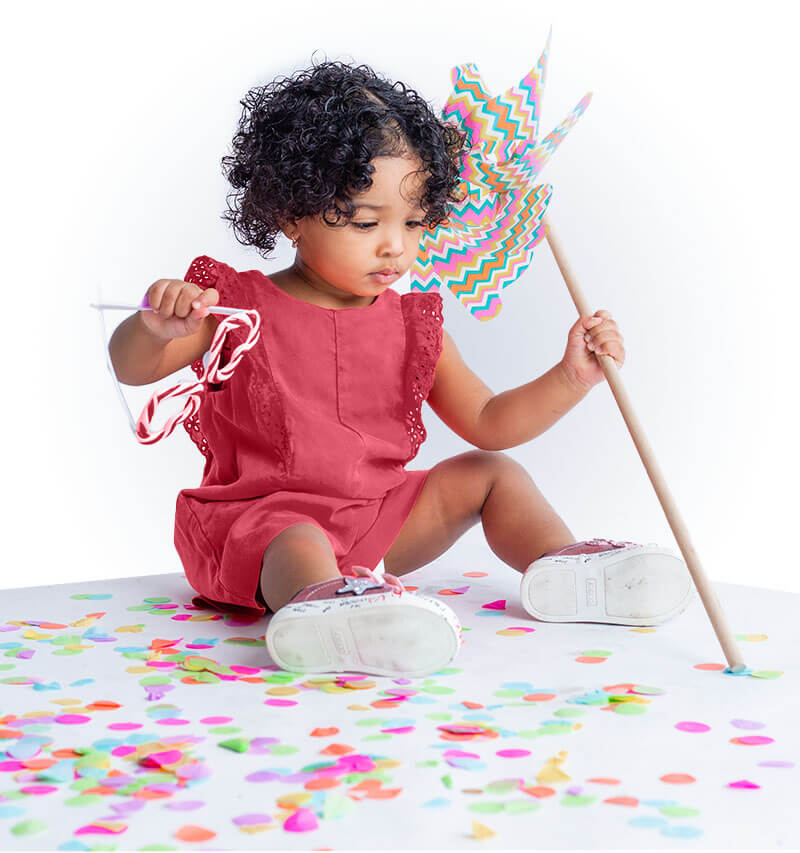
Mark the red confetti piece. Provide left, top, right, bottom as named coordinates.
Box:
left=660, top=773, right=696, bottom=784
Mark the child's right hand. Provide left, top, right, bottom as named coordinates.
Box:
left=139, top=279, right=219, bottom=341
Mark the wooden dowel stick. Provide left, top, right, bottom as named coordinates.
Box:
left=543, top=213, right=745, bottom=673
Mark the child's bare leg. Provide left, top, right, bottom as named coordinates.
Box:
left=480, top=457, right=575, bottom=573
left=259, top=523, right=341, bottom=612
left=384, top=451, right=576, bottom=577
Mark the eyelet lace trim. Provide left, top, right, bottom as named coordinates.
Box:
left=182, top=256, right=226, bottom=464
left=181, top=254, right=291, bottom=479
left=401, top=292, right=444, bottom=460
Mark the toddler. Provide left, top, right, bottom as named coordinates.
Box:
left=109, top=59, right=694, bottom=679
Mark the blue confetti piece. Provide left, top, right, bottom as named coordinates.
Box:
left=68, top=679, right=95, bottom=687
left=406, top=695, right=436, bottom=704
left=32, top=681, right=61, bottom=691
left=0, top=805, right=28, bottom=818
left=462, top=713, right=495, bottom=722
left=723, top=666, right=753, bottom=676
left=0, top=642, right=22, bottom=650
left=501, top=681, right=534, bottom=690
left=629, top=816, right=669, bottom=829
left=423, top=797, right=452, bottom=807
left=640, top=799, right=678, bottom=807
left=57, top=841, right=93, bottom=850
left=661, top=825, right=703, bottom=838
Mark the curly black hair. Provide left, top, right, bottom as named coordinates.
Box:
left=219, top=55, right=472, bottom=258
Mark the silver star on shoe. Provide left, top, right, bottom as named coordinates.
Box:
left=335, top=576, right=385, bottom=596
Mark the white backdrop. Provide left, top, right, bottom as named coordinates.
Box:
left=3, top=0, right=797, bottom=594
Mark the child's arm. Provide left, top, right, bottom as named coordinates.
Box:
left=428, top=329, right=588, bottom=451
left=429, top=312, right=624, bottom=451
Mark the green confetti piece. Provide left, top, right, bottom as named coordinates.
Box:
left=613, top=703, right=647, bottom=715
left=425, top=713, right=452, bottom=721
left=70, top=779, right=101, bottom=793
left=208, top=725, right=243, bottom=735
left=750, top=670, right=782, bottom=679
left=420, top=685, right=457, bottom=695
left=323, top=791, right=356, bottom=820
left=192, top=671, right=221, bottom=683
left=144, top=597, right=172, bottom=604
left=218, top=738, right=250, bottom=753
left=0, top=664, right=15, bottom=671
left=561, top=795, right=597, bottom=806
left=553, top=708, right=586, bottom=718
left=486, top=780, right=519, bottom=794
left=434, top=667, right=462, bottom=676
left=1, top=676, right=34, bottom=685
left=517, top=730, right=543, bottom=739
left=53, top=648, right=82, bottom=656
left=505, top=799, right=540, bottom=814
left=269, top=744, right=300, bottom=756
left=127, top=604, right=158, bottom=611
left=64, top=794, right=105, bottom=806
left=224, top=637, right=262, bottom=647
left=75, top=751, right=111, bottom=769
left=0, top=790, right=26, bottom=801
left=355, top=718, right=388, bottom=728
left=139, top=675, right=172, bottom=686
left=417, top=760, right=438, bottom=768
left=631, top=685, right=665, bottom=695
left=660, top=805, right=701, bottom=817
left=493, top=689, right=525, bottom=698
left=441, top=774, right=453, bottom=789
left=582, top=649, right=614, bottom=656
left=263, top=673, right=297, bottom=684
left=468, top=802, right=505, bottom=814
left=11, top=818, right=48, bottom=836
left=362, top=734, right=392, bottom=742
left=52, top=635, right=83, bottom=645
left=139, top=845, right=179, bottom=850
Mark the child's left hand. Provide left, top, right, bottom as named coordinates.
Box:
left=559, top=310, right=625, bottom=392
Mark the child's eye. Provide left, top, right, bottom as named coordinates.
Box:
left=351, top=221, right=425, bottom=230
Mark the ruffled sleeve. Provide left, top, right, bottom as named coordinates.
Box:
left=180, top=255, right=244, bottom=461
left=182, top=255, right=244, bottom=381
left=400, top=290, right=444, bottom=460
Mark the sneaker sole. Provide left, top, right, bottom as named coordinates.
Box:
left=520, top=545, right=696, bottom=626
left=264, top=592, right=462, bottom=677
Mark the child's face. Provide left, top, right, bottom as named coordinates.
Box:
left=288, top=155, right=428, bottom=303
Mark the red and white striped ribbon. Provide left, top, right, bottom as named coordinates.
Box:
left=134, top=308, right=262, bottom=444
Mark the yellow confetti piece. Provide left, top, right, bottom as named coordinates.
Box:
left=50, top=698, right=84, bottom=707
left=276, top=792, right=312, bottom=808
left=496, top=627, right=535, bottom=637
left=85, top=821, right=127, bottom=835
left=342, top=680, right=377, bottom=690
left=537, top=750, right=570, bottom=784
left=265, top=687, right=301, bottom=696
left=630, top=627, right=657, bottom=633
left=22, top=630, right=54, bottom=640
left=607, top=695, right=650, bottom=705
left=186, top=613, right=219, bottom=622
left=114, top=624, right=145, bottom=633
left=471, top=821, right=496, bottom=840
left=373, top=758, right=402, bottom=769
left=125, top=666, right=153, bottom=674
left=347, top=705, right=371, bottom=711
left=736, top=633, right=768, bottom=642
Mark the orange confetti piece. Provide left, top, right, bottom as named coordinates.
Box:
left=523, top=693, right=556, bottom=702
left=22, top=758, right=58, bottom=770
left=37, top=622, right=68, bottom=629
left=522, top=785, right=556, bottom=798
left=85, top=701, right=122, bottom=711
left=305, top=777, right=340, bottom=790
left=310, top=727, right=339, bottom=737
left=175, top=825, right=216, bottom=842
left=463, top=571, right=488, bottom=577
left=576, top=656, right=607, bottom=663
left=587, top=777, right=620, bottom=785
left=462, top=701, right=484, bottom=710
left=603, top=683, right=636, bottom=692
left=660, top=773, right=696, bottom=784
left=320, top=743, right=355, bottom=756
left=694, top=662, right=726, bottom=671
left=604, top=796, right=638, bottom=806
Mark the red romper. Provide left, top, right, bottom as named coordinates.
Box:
left=173, top=255, right=444, bottom=618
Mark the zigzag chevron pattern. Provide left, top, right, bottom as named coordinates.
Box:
left=409, top=27, right=592, bottom=321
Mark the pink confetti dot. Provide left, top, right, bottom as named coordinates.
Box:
left=496, top=749, right=531, bottom=758
left=264, top=699, right=297, bottom=707
left=156, top=718, right=190, bottom=726
left=54, top=714, right=91, bottom=725
left=731, top=735, right=774, bottom=746
left=729, top=779, right=760, bottom=789
left=19, top=785, right=58, bottom=795
left=283, top=807, right=318, bottom=833
left=108, top=722, right=142, bottom=731
left=200, top=716, right=233, bottom=725
left=675, top=721, right=711, bottom=733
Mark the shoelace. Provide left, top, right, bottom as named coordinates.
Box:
left=345, top=564, right=405, bottom=595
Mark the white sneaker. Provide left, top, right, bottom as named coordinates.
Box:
left=265, top=565, right=463, bottom=677
left=520, top=538, right=695, bottom=626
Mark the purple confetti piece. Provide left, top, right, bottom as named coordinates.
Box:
left=730, top=719, right=765, bottom=730
left=234, top=813, right=273, bottom=826
left=165, top=800, right=206, bottom=811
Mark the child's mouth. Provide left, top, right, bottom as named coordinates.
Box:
left=370, top=271, right=400, bottom=284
